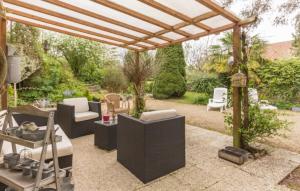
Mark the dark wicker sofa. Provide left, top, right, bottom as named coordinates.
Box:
left=56, top=99, right=101, bottom=139
left=117, top=113, right=185, bottom=183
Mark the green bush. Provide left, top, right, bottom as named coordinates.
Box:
left=193, top=93, right=209, bottom=105
left=274, top=101, right=300, bottom=110
left=55, top=36, right=119, bottom=84
left=153, top=44, right=187, bottom=99
left=225, top=105, right=289, bottom=146
left=257, top=58, right=300, bottom=102
left=144, top=81, right=154, bottom=93
left=187, top=74, right=222, bottom=95
left=101, top=66, right=128, bottom=93
left=19, top=54, right=89, bottom=103
left=153, top=72, right=186, bottom=99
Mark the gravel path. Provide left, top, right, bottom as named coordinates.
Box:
left=146, top=98, right=300, bottom=154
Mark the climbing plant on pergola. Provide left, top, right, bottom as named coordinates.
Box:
left=0, top=0, right=255, bottom=148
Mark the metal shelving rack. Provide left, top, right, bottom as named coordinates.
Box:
left=0, top=105, right=63, bottom=191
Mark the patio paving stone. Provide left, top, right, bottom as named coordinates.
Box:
left=71, top=125, right=298, bottom=191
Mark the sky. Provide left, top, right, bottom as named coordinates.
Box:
left=229, top=0, right=296, bottom=43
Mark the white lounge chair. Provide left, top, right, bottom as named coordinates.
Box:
left=248, top=88, right=277, bottom=110
left=207, top=88, right=228, bottom=112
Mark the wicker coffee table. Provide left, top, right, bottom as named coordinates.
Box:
left=94, top=120, right=117, bottom=151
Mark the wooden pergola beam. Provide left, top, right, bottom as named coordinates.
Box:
left=128, top=11, right=219, bottom=46
left=92, top=0, right=191, bottom=37
left=138, top=0, right=212, bottom=31
left=196, top=0, right=240, bottom=23
left=139, top=16, right=256, bottom=51
left=143, top=23, right=235, bottom=51
left=7, top=16, right=141, bottom=52
left=43, top=0, right=171, bottom=44
left=6, top=8, right=152, bottom=50
left=3, top=0, right=256, bottom=53
left=3, top=0, right=155, bottom=45
left=0, top=9, right=7, bottom=110
left=232, top=25, right=242, bottom=148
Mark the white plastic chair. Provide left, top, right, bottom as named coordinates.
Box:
left=207, top=88, right=228, bottom=112
left=248, top=88, right=277, bottom=110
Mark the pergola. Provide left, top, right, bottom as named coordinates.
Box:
left=0, top=0, right=255, bottom=148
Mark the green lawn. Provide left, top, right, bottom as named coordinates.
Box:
left=169, top=91, right=209, bottom=105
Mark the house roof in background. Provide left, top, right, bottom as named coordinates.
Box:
left=2, top=0, right=254, bottom=52
left=263, top=41, right=294, bottom=60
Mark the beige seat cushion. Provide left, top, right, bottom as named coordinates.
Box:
left=140, top=109, right=177, bottom=122
left=74, top=111, right=99, bottom=122
left=63, top=97, right=89, bottom=113
left=2, top=125, right=73, bottom=160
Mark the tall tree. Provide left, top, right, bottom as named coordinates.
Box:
left=55, top=36, right=115, bottom=83
left=123, top=51, right=154, bottom=117
left=153, top=44, right=187, bottom=99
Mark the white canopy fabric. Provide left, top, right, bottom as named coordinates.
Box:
left=2, top=0, right=253, bottom=51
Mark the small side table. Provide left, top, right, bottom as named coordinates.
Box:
left=94, top=120, right=117, bottom=151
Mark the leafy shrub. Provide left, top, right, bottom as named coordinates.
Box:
left=144, top=81, right=154, bottom=93
left=55, top=36, right=119, bottom=84
left=274, top=101, right=300, bottom=110
left=192, top=93, right=209, bottom=105
left=257, top=58, right=300, bottom=102
left=153, top=44, right=187, bottom=99
left=187, top=73, right=222, bottom=95
left=101, top=66, right=128, bottom=93
left=225, top=105, right=289, bottom=146
left=153, top=72, right=186, bottom=99
left=19, top=54, right=89, bottom=103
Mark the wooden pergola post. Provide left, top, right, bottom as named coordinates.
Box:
left=232, top=25, right=242, bottom=148
left=0, top=5, right=7, bottom=110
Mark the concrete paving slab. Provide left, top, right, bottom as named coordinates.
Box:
left=70, top=125, right=299, bottom=191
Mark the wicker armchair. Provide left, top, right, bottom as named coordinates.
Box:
left=56, top=97, right=101, bottom=138
left=105, top=93, right=130, bottom=117
left=117, top=112, right=185, bottom=183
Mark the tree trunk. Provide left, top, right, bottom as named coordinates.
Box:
left=132, top=51, right=145, bottom=117
left=241, top=32, right=249, bottom=148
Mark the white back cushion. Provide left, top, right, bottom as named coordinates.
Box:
left=140, top=109, right=177, bottom=122
left=63, top=97, right=89, bottom=113
left=213, top=88, right=227, bottom=103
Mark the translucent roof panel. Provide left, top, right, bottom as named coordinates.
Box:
left=180, top=25, right=205, bottom=35
left=16, top=0, right=153, bottom=36
left=7, top=14, right=124, bottom=45
left=136, top=42, right=155, bottom=48
left=60, top=0, right=163, bottom=33
left=162, top=32, right=185, bottom=40
left=4, top=3, right=134, bottom=42
left=148, top=38, right=168, bottom=44
left=156, top=0, right=212, bottom=18
left=109, top=0, right=182, bottom=26
left=201, top=15, right=232, bottom=28
left=3, top=0, right=248, bottom=51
